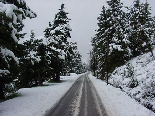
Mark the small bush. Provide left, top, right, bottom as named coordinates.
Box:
left=126, top=63, right=134, bottom=78
left=128, top=78, right=139, bottom=88
left=6, top=93, right=21, bottom=100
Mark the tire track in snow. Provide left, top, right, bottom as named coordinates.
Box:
left=45, top=74, right=107, bottom=116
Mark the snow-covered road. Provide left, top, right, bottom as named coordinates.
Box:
left=0, top=73, right=155, bottom=116
left=0, top=74, right=80, bottom=116
left=45, top=73, right=106, bottom=116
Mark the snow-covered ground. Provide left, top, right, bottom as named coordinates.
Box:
left=0, top=74, right=80, bottom=116
left=89, top=74, right=155, bottom=116
left=1, top=71, right=154, bottom=116
left=109, top=49, right=155, bottom=112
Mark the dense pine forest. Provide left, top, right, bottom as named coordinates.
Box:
left=90, top=0, right=155, bottom=112
left=90, top=0, right=155, bottom=83
left=0, top=1, right=86, bottom=100
left=0, top=0, right=155, bottom=115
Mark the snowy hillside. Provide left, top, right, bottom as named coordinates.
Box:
left=89, top=74, right=155, bottom=116
left=109, top=48, right=155, bottom=112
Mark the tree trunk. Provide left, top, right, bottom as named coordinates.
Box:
left=93, top=55, right=96, bottom=77
left=106, top=59, right=109, bottom=85
left=38, top=74, right=42, bottom=86
left=149, top=46, right=154, bottom=57
left=56, top=72, right=60, bottom=82
left=106, top=38, right=109, bottom=85
left=93, top=69, right=96, bottom=77
left=52, top=72, right=56, bottom=82
left=0, top=83, right=5, bottom=99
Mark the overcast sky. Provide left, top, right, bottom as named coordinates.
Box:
left=23, top=0, right=155, bottom=63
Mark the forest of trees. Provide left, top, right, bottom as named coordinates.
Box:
left=90, top=0, right=155, bottom=84
left=1, top=0, right=154, bottom=101
left=0, top=1, right=86, bottom=99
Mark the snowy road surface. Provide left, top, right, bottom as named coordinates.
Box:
left=1, top=73, right=154, bottom=116
left=45, top=73, right=107, bottom=116
left=0, top=75, right=80, bottom=116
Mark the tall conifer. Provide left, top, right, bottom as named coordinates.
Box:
left=0, top=0, right=36, bottom=99
left=44, top=4, right=72, bottom=81
left=127, top=0, right=154, bottom=57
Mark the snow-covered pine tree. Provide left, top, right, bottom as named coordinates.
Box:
left=62, top=42, right=86, bottom=75
left=127, top=0, right=155, bottom=57
left=73, top=51, right=84, bottom=74
left=140, top=1, right=155, bottom=56
left=91, top=0, right=129, bottom=84
left=106, top=0, right=129, bottom=70
left=89, top=49, right=98, bottom=77
left=90, top=37, right=99, bottom=78
left=20, top=31, right=41, bottom=87
left=19, top=31, right=34, bottom=88
left=101, top=0, right=129, bottom=84
left=37, top=41, right=49, bottom=85
left=44, top=4, right=72, bottom=81
left=20, top=31, right=52, bottom=87
left=61, top=42, right=76, bottom=75
left=91, top=6, right=108, bottom=79
left=73, top=45, right=86, bottom=74
left=0, top=0, right=36, bottom=99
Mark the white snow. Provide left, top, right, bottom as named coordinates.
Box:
left=0, top=70, right=10, bottom=76
left=18, top=36, right=48, bottom=45
left=109, top=48, right=155, bottom=112
left=0, top=3, right=18, bottom=20
left=0, top=2, right=20, bottom=42
left=89, top=74, right=155, bottom=116
left=19, top=36, right=66, bottom=61
left=1, top=71, right=154, bottom=116
left=0, top=75, right=80, bottom=116
left=0, top=47, right=19, bottom=64
left=0, top=0, right=36, bottom=42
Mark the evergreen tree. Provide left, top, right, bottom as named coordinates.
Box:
left=140, top=1, right=154, bottom=56
left=19, top=31, right=39, bottom=87
left=0, top=0, right=36, bottom=99
left=44, top=4, right=72, bottom=81
left=19, top=31, right=52, bottom=87
left=127, top=0, right=154, bottom=57
left=91, top=0, right=155, bottom=85
left=91, top=0, right=129, bottom=84
left=61, top=42, right=86, bottom=75
left=91, top=6, right=108, bottom=79
left=72, top=49, right=84, bottom=74
left=89, top=48, right=98, bottom=77
left=61, top=42, right=76, bottom=75
left=106, top=0, right=129, bottom=70
left=37, top=42, right=48, bottom=85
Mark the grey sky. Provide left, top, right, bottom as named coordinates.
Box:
left=23, top=0, right=155, bottom=63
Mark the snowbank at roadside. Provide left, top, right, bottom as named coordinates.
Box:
left=0, top=75, right=79, bottom=116
left=109, top=49, right=155, bottom=112
left=89, top=74, right=155, bottom=116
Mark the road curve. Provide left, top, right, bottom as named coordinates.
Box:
left=45, top=73, right=107, bottom=116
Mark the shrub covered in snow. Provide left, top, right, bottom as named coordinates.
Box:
left=109, top=49, right=155, bottom=112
